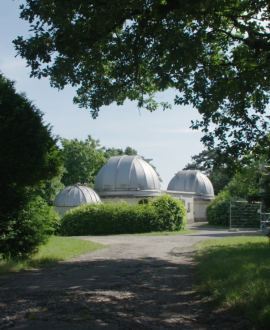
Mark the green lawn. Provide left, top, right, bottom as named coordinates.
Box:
left=195, top=235, right=270, bottom=327
left=99, top=229, right=197, bottom=236
left=0, top=236, right=107, bottom=275
left=199, top=224, right=229, bottom=229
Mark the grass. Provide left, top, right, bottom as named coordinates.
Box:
left=200, top=224, right=229, bottom=229
left=92, top=229, right=197, bottom=236
left=195, top=235, right=270, bottom=328
left=0, top=236, right=107, bottom=275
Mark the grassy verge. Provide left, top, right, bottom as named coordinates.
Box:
left=0, top=236, right=107, bottom=275
left=87, top=229, right=197, bottom=236
left=200, top=224, right=229, bottom=229
left=195, top=236, right=270, bottom=328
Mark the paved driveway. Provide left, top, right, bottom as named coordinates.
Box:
left=0, top=224, right=260, bottom=330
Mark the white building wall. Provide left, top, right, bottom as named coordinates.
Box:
left=194, top=199, right=211, bottom=222
left=100, top=196, right=152, bottom=204
left=165, top=191, right=195, bottom=223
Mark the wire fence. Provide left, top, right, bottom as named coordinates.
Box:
left=230, top=201, right=262, bottom=229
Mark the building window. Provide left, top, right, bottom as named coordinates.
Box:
left=187, top=203, right=191, bottom=212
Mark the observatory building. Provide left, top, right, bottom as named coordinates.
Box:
left=94, top=155, right=161, bottom=203
left=53, top=156, right=215, bottom=222
left=166, top=170, right=215, bottom=222
left=53, top=184, right=101, bottom=215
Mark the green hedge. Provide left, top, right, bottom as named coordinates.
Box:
left=206, top=191, right=235, bottom=226
left=61, top=195, right=187, bottom=236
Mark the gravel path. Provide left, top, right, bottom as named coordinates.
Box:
left=0, top=224, right=261, bottom=330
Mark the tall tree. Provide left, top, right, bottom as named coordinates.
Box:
left=61, top=135, right=106, bottom=186
left=124, top=147, right=138, bottom=156
left=14, top=0, right=270, bottom=164
left=104, top=146, right=137, bottom=159
left=183, top=149, right=230, bottom=194
left=183, top=149, right=217, bottom=175
left=0, top=73, right=62, bottom=258
left=0, top=73, right=62, bottom=214
left=28, top=166, right=66, bottom=206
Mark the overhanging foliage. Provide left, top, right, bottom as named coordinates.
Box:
left=14, top=0, right=270, bottom=162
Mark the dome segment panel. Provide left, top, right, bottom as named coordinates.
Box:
left=99, top=156, right=120, bottom=190
left=134, top=157, right=148, bottom=190
left=167, top=175, right=176, bottom=191
left=196, top=173, right=207, bottom=194
left=94, top=165, right=106, bottom=191
left=186, top=171, right=196, bottom=192
left=115, top=155, right=134, bottom=189
left=129, top=161, right=139, bottom=188
left=79, top=184, right=101, bottom=203
left=200, top=172, right=215, bottom=195
left=138, top=157, right=159, bottom=190
left=168, top=171, right=186, bottom=191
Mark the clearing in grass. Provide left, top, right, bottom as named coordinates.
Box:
left=0, top=236, right=107, bottom=275
left=195, top=235, right=270, bottom=328
left=108, top=229, right=196, bottom=236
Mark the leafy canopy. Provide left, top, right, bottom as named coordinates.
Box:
left=61, top=135, right=106, bottom=187
left=13, top=0, right=270, bottom=161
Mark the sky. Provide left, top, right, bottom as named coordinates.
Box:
left=2, top=1, right=267, bottom=189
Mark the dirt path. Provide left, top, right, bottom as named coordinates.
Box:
left=0, top=224, right=260, bottom=330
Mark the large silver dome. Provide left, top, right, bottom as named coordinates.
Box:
left=53, top=184, right=101, bottom=207
left=94, top=155, right=161, bottom=197
left=167, top=170, right=214, bottom=197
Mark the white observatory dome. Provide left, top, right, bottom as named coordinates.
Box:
left=167, top=170, right=214, bottom=198
left=94, top=155, right=161, bottom=197
left=53, top=184, right=101, bottom=215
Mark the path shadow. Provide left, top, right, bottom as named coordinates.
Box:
left=0, top=256, right=250, bottom=330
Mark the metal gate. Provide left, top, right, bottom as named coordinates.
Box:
left=230, top=201, right=262, bottom=229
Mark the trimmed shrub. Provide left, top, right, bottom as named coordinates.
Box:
left=0, top=198, right=61, bottom=259
left=61, top=195, right=187, bottom=236
left=138, top=198, right=151, bottom=205
left=61, top=202, right=156, bottom=236
left=150, top=195, right=187, bottom=231
left=206, top=190, right=235, bottom=226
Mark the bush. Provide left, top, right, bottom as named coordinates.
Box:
left=206, top=190, right=235, bottom=226
left=150, top=195, right=187, bottom=231
left=0, top=198, right=61, bottom=259
left=61, top=195, right=187, bottom=236
left=138, top=198, right=151, bottom=205
left=61, top=202, right=155, bottom=236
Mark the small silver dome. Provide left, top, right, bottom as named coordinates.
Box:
left=167, top=170, right=214, bottom=197
left=94, top=155, right=161, bottom=197
left=53, top=184, right=101, bottom=207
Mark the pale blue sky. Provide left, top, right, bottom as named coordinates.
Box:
left=2, top=1, right=264, bottom=189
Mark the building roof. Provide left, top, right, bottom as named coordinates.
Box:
left=94, top=155, right=161, bottom=196
left=167, top=170, right=214, bottom=197
left=53, top=184, right=101, bottom=207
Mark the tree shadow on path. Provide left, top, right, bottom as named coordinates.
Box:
left=0, top=252, right=250, bottom=330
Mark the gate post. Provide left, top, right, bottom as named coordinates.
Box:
left=230, top=201, right=232, bottom=229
